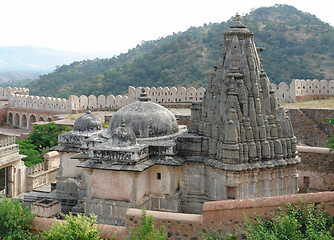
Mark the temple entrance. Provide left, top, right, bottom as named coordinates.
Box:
left=0, top=167, right=7, bottom=196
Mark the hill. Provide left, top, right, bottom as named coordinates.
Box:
left=0, top=46, right=120, bottom=83
left=26, top=4, right=334, bottom=98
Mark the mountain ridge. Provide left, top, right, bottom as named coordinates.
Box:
left=19, top=4, right=334, bottom=98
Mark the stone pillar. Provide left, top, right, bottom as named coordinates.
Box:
left=6, top=166, right=15, bottom=197
left=131, top=173, right=139, bottom=202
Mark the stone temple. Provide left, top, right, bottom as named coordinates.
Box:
left=52, top=15, right=300, bottom=225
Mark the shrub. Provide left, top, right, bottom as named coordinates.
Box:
left=242, top=199, right=334, bottom=240
left=129, top=209, right=167, bottom=240
left=201, top=229, right=238, bottom=240
left=0, top=195, right=38, bottom=240
left=326, top=118, right=334, bottom=152
left=43, top=213, right=101, bottom=240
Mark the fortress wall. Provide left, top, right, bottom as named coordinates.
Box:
left=124, top=191, right=334, bottom=240
left=0, top=87, right=29, bottom=100
left=287, top=108, right=334, bottom=147
left=31, top=217, right=127, bottom=239
left=5, top=80, right=334, bottom=115
left=128, top=86, right=205, bottom=104
left=202, top=191, right=334, bottom=236
left=297, top=146, right=334, bottom=192
left=30, top=191, right=334, bottom=239
left=273, top=79, right=334, bottom=102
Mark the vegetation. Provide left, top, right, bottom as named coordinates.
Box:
left=129, top=209, right=167, bottom=240
left=242, top=199, right=334, bottom=239
left=326, top=118, right=334, bottom=152
left=43, top=213, right=101, bottom=240
left=201, top=230, right=237, bottom=240
left=0, top=196, right=38, bottom=240
left=26, top=5, right=334, bottom=98
left=16, top=122, right=71, bottom=166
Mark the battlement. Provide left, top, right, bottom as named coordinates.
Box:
left=7, top=86, right=206, bottom=114
left=5, top=80, right=334, bottom=114
left=271, top=79, right=334, bottom=102
left=0, top=87, right=29, bottom=100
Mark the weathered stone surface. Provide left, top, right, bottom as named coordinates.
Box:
left=73, top=109, right=102, bottom=133
left=188, top=14, right=298, bottom=165
left=106, top=89, right=179, bottom=138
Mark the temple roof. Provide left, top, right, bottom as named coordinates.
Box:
left=189, top=14, right=298, bottom=164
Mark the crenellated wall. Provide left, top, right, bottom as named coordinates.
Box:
left=3, top=80, right=334, bottom=114
left=0, top=86, right=29, bottom=100
left=7, top=86, right=206, bottom=114
left=271, top=79, right=334, bottom=102
left=127, top=86, right=206, bottom=104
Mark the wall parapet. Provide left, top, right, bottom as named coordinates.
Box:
left=272, top=79, right=334, bottom=103
left=7, top=86, right=206, bottom=114
left=30, top=191, right=334, bottom=239
left=0, top=86, right=29, bottom=100
left=7, top=80, right=334, bottom=115
left=297, top=145, right=330, bottom=154
left=0, top=135, right=15, bottom=147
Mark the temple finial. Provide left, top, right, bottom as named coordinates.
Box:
left=86, top=105, right=91, bottom=114
left=137, top=87, right=151, bottom=101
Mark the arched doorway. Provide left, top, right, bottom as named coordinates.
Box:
left=7, top=112, right=13, bottom=126
left=21, top=114, right=27, bottom=128
left=29, top=115, right=36, bottom=127
left=39, top=117, right=44, bottom=122
left=47, top=117, right=52, bottom=122
left=14, top=113, right=20, bottom=127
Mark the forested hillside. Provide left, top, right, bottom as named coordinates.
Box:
left=27, top=4, right=334, bottom=98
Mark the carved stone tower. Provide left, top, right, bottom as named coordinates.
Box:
left=178, top=14, right=300, bottom=212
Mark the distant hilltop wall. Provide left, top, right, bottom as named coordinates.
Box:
left=0, top=87, right=29, bottom=100
left=4, top=79, right=334, bottom=115
left=6, top=86, right=206, bottom=114
left=271, top=79, right=334, bottom=102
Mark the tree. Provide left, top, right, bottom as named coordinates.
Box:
left=43, top=213, right=101, bottom=240
left=16, top=122, right=71, bottom=166
left=242, top=199, right=334, bottom=239
left=0, top=196, right=38, bottom=240
left=326, top=118, right=334, bottom=152
left=129, top=209, right=167, bottom=240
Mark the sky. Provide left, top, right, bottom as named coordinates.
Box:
left=0, top=0, right=333, bottom=54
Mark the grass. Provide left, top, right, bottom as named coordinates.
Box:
left=281, top=97, right=334, bottom=109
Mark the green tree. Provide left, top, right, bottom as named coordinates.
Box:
left=242, top=199, right=334, bottom=239
left=0, top=196, right=38, bottom=240
left=16, top=122, right=71, bottom=166
left=326, top=118, right=334, bottom=152
left=129, top=209, right=167, bottom=240
left=43, top=213, right=101, bottom=240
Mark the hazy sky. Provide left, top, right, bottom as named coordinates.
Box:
left=0, top=0, right=333, bottom=53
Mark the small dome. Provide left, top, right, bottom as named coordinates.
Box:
left=107, top=89, right=178, bottom=138
left=109, top=120, right=136, bottom=147
left=73, top=110, right=102, bottom=132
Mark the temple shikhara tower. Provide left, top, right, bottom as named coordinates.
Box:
left=32, top=14, right=300, bottom=224
left=179, top=14, right=300, bottom=211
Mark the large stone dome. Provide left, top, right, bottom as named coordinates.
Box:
left=107, top=89, right=179, bottom=138
left=73, top=110, right=102, bottom=133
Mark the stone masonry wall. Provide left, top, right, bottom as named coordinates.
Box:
left=300, top=108, right=334, bottom=139
left=31, top=191, right=334, bottom=239
left=287, top=108, right=334, bottom=147
left=297, top=146, right=334, bottom=192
